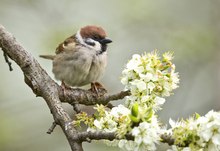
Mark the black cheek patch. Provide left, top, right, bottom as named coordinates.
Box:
left=101, top=44, right=107, bottom=52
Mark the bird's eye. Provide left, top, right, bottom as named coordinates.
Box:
left=93, top=37, right=98, bottom=40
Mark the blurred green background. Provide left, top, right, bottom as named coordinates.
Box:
left=1, top=0, right=220, bottom=151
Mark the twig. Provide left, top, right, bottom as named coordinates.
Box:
left=101, top=90, right=130, bottom=104
left=72, top=103, right=81, bottom=113
left=2, top=49, right=13, bottom=71
left=77, top=131, right=134, bottom=142
left=77, top=131, right=117, bottom=141
left=77, top=131, right=175, bottom=146
left=106, top=103, right=114, bottom=109
left=1, top=39, right=13, bottom=71
left=47, top=122, right=57, bottom=134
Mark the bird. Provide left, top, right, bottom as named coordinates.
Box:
left=39, top=25, right=112, bottom=93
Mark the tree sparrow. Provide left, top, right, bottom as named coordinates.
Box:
left=40, top=25, right=112, bottom=90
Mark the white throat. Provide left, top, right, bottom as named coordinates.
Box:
left=76, top=30, right=101, bottom=51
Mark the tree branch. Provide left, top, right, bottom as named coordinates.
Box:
left=58, top=87, right=130, bottom=106
left=77, top=131, right=117, bottom=142
left=77, top=131, right=174, bottom=146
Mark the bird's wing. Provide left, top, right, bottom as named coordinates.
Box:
left=39, top=35, right=78, bottom=60
left=55, top=35, right=77, bottom=54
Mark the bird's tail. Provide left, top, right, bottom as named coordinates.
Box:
left=39, top=55, right=55, bottom=60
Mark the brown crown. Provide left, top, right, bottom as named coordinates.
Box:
left=80, top=25, right=107, bottom=40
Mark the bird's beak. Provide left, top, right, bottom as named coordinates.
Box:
left=100, top=38, right=112, bottom=44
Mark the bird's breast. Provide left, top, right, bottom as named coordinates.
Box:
left=52, top=49, right=107, bottom=87
left=86, top=52, right=107, bottom=83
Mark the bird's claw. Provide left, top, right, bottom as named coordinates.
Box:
left=89, top=82, right=107, bottom=97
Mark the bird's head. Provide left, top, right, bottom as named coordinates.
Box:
left=76, top=25, right=112, bottom=53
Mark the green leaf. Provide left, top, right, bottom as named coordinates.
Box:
left=129, top=114, right=140, bottom=123
left=195, top=112, right=200, bottom=119
left=131, top=102, right=139, bottom=117
left=143, top=108, right=154, bottom=122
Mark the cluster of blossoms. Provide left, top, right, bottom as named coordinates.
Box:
left=118, top=117, right=161, bottom=151
left=87, top=104, right=131, bottom=137
left=74, top=51, right=180, bottom=151
left=121, top=51, right=179, bottom=111
left=117, top=51, right=179, bottom=150
left=168, top=110, right=220, bottom=151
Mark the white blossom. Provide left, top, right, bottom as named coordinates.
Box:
left=140, top=73, right=153, bottom=82
left=118, top=140, right=136, bottom=151
left=130, top=79, right=147, bottom=92
left=110, top=105, right=130, bottom=119
left=126, top=54, right=141, bottom=70
left=163, top=51, right=174, bottom=62
left=154, top=96, right=166, bottom=106
left=148, top=82, right=155, bottom=93
left=92, top=112, right=118, bottom=133
left=131, top=121, right=160, bottom=151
